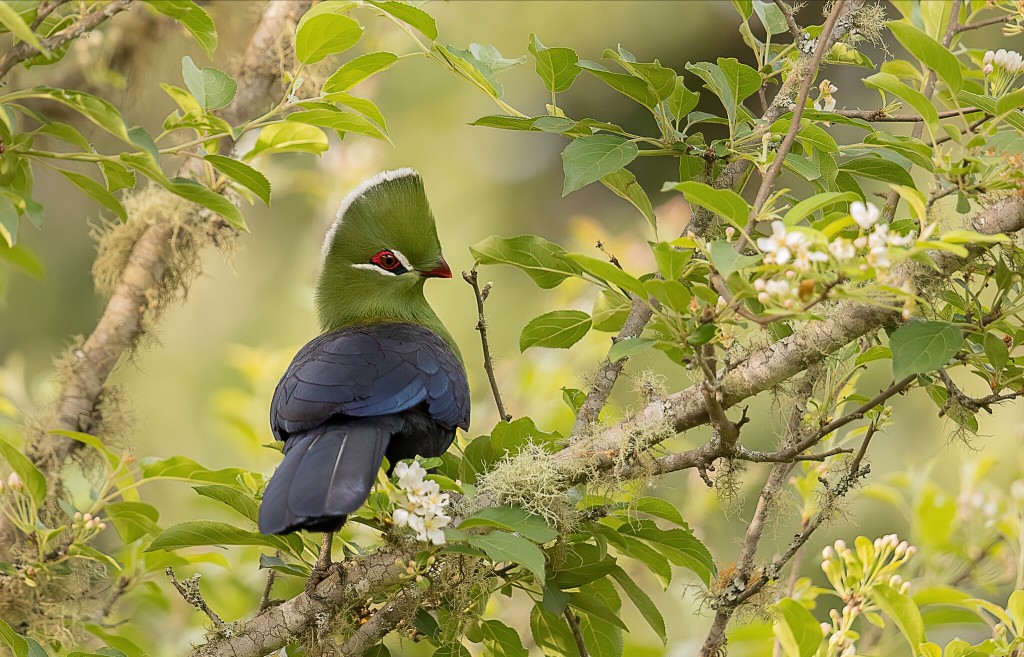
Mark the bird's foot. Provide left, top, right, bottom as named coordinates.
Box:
left=305, top=561, right=345, bottom=601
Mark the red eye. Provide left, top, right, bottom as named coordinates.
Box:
left=371, top=250, right=401, bottom=271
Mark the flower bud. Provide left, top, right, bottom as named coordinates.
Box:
left=7, top=472, right=22, bottom=490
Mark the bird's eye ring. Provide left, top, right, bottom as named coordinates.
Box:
left=371, top=250, right=401, bottom=271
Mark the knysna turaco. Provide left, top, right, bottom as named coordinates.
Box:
left=258, top=169, right=470, bottom=595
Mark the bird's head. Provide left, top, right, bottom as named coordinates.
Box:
left=316, top=168, right=453, bottom=332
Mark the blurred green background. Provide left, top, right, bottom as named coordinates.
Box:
left=1, top=1, right=1021, bottom=653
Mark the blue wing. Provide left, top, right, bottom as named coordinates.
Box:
left=270, top=323, right=470, bottom=441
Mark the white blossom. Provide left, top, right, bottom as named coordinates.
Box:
left=850, top=201, right=880, bottom=230
left=757, top=221, right=825, bottom=270
left=391, top=460, right=451, bottom=545
left=828, top=237, right=855, bottom=261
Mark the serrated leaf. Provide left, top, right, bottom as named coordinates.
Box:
left=839, top=155, right=915, bottom=187
left=322, top=51, right=399, bottom=93
left=459, top=506, right=557, bottom=543
left=181, top=56, right=236, bottom=112
left=685, top=58, right=759, bottom=126
left=204, top=155, right=270, bottom=206
left=29, top=87, right=131, bottom=143
left=609, top=565, right=665, bottom=643
left=470, top=234, right=579, bottom=289
left=147, top=1, right=217, bottom=57
left=520, top=310, right=591, bottom=351
left=553, top=543, right=616, bottom=589
left=529, top=34, right=580, bottom=93
left=477, top=619, right=528, bottom=657
left=530, top=606, right=577, bottom=657
left=600, top=168, right=656, bottom=231
left=561, top=135, right=638, bottom=196
left=58, top=170, right=126, bottom=221
left=295, top=6, right=362, bottom=64
left=889, top=320, right=962, bottom=379
left=622, top=525, right=716, bottom=586
left=467, top=530, right=547, bottom=584
left=245, top=122, right=329, bottom=159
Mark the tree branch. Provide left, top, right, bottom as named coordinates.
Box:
left=0, top=0, right=134, bottom=81
left=565, top=609, right=590, bottom=657
left=167, top=567, right=224, bottom=629
left=772, top=0, right=803, bottom=41
left=463, top=267, right=511, bottom=421
left=832, top=107, right=980, bottom=122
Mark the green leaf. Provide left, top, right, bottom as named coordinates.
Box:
left=520, top=310, right=592, bottom=351
left=139, top=455, right=247, bottom=485
left=99, top=161, right=136, bottom=192
left=870, top=583, right=925, bottom=649
left=753, top=0, right=787, bottom=35
left=783, top=191, right=859, bottom=225
left=578, top=60, right=658, bottom=108
left=193, top=484, right=259, bottom=523
left=245, top=122, right=329, bottom=159
left=600, top=169, right=656, bottom=232
left=863, top=132, right=934, bottom=171
left=773, top=598, right=822, bottom=657
left=565, top=253, right=646, bottom=298
left=433, top=43, right=502, bottom=98
left=0, top=436, right=46, bottom=506
left=553, top=543, right=617, bottom=589
left=609, top=565, right=666, bottom=643
left=467, top=530, right=547, bottom=584
left=607, top=337, right=657, bottom=363
left=569, top=592, right=628, bottom=631
left=35, top=121, right=91, bottom=150
left=529, top=34, right=580, bottom=93
left=477, top=619, right=528, bottom=657
left=0, top=2, right=49, bottom=58
left=651, top=242, right=692, bottom=281
left=601, top=48, right=675, bottom=101
left=146, top=1, right=217, bottom=57
left=146, top=520, right=296, bottom=553
left=58, top=170, right=126, bottom=221
left=887, top=21, right=962, bottom=94
left=622, top=525, right=716, bottom=586
left=105, top=501, right=161, bottom=544
left=203, top=155, right=270, bottom=206
left=489, top=417, right=562, bottom=456
left=367, top=0, right=437, bottom=40
left=864, top=72, right=939, bottom=130
left=470, top=234, right=579, bottom=289
left=0, top=617, right=28, bottom=657
left=839, top=155, right=915, bottom=188
left=323, top=92, right=388, bottom=131
left=123, top=154, right=248, bottom=231
left=958, top=91, right=1024, bottom=132
left=632, top=497, right=688, bottom=527
left=644, top=279, right=691, bottom=314
left=180, top=56, right=236, bottom=112
left=459, top=506, right=558, bottom=543
left=30, top=88, right=131, bottom=143
left=0, top=197, right=20, bottom=247
left=667, top=78, right=700, bottom=122
left=996, top=89, right=1024, bottom=116
left=983, top=332, right=1009, bottom=371
left=322, top=51, right=399, bottom=93
left=890, top=320, right=962, bottom=379
left=685, top=58, right=759, bottom=126
left=709, top=240, right=761, bottom=279
left=287, top=108, right=389, bottom=143
left=561, top=135, right=639, bottom=196
left=530, top=606, right=578, bottom=657
left=295, top=6, right=362, bottom=64
left=258, top=553, right=310, bottom=578
left=663, top=181, right=749, bottom=230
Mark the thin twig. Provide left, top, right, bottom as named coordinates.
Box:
left=833, top=107, right=980, bottom=122
left=955, top=13, right=1013, bottom=33
left=257, top=562, right=277, bottom=614
left=937, top=369, right=1024, bottom=415
left=166, top=567, right=224, bottom=628
left=0, top=0, right=134, bottom=80
left=773, top=0, right=803, bottom=41
left=564, top=609, right=590, bottom=657
left=463, top=267, right=510, bottom=421
left=736, top=0, right=847, bottom=253
left=951, top=536, right=1005, bottom=586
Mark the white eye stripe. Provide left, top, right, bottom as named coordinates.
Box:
left=352, top=263, right=397, bottom=276
left=390, top=248, right=412, bottom=270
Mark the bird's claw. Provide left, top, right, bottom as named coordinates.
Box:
left=305, top=561, right=345, bottom=601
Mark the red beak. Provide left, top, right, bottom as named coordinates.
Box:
left=421, top=257, right=452, bottom=279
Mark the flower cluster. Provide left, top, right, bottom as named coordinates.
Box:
left=391, top=461, right=451, bottom=546
left=830, top=201, right=916, bottom=272
left=72, top=511, right=107, bottom=539
left=818, top=535, right=916, bottom=657
left=813, top=79, right=838, bottom=112
left=757, top=221, right=827, bottom=270
left=984, top=48, right=1024, bottom=95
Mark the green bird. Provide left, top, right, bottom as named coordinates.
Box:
left=258, top=169, right=470, bottom=596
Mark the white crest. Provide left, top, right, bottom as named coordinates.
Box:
left=321, top=168, right=419, bottom=257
